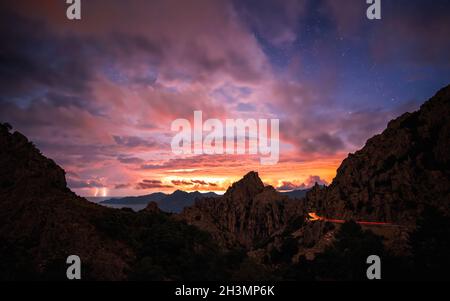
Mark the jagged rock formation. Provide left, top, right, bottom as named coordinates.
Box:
left=179, top=172, right=305, bottom=249
left=306, top=85, right=450, bottom=225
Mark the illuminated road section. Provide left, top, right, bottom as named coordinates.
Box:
left=307, top=212, right=396, bottom=226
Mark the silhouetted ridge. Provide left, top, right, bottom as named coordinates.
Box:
left=0, top=123, right=68, bottom=194
left=306, top=84, right=450, bottom=225
left=224, top=171, right=265, bottom=199
left=101, top=190, right=219, bottom=213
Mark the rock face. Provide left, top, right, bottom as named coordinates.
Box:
left=0, top=123, right=224, bottom=281
left=179, top=172, right=305, bottom=249
left=306, top=85, right=450, bottom=225
left=0, top=123, right=134, bottom=280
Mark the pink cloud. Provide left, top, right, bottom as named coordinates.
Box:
left=276, top=175, right=328, bottom=191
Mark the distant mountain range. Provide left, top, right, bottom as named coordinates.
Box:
left=100, top=188, right=309, bottom=213
left=101, top=190, right=220, bottom=213
left=281, top=188, right=310, bottom=199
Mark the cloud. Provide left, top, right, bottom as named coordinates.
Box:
left=304, top=175, right=329, bottom=187
left=322, top=0, right=366, bottom=38
left=276, top=175, right=328, bottom=191
left=140, top=154, right=259, bottom=171
left=171, top=180, right=194, bottom=186
left=171, top=179, right=218, bottom=187
left=1, top=0, right=446, bottom=197
left=277, top=181, right=306, bottom=191
left=117, top=155, right=145, bottom=165
left=113, top=136, right=161, bottom=149
left=236, top=102, right=256, bottom=112
left=114, top=183, right=132, bottom=189
left=67, top=179, right=104, bottom=189
left=234, top=0, right=306, bottom=46
left=301, top=133, right=346, bottom=154
left=191, top=180, right=208, bottom=185
left=321, top=0, right=450, bottom=66
left=136, top=179, right=173, bottom=190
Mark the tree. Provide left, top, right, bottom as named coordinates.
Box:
left=2, top=123, right=12, bottom=132
left=313, top=221, right=385, bottom=280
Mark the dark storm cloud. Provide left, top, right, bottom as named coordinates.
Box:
left=140, top=155, right=258, bottom=171
left=0, top=10, right=93, bottom=103
left=0, top=4, right=179, bottom=115
left=110, top=32, right=166, bottom=62
left=322, top=0, right=450, bottom=66
left=171, top=179, right=218, bottom=187
left=376, top=0, right=450, bottom=66
left=301, top=133, right=345, bottom=154
left=67, top=178, right=104, bottom=188
left=117, top=155, right=145, bottom=165
left=114, top=183, right=132, bottom=189
left=113, top=136, right=161, bottom=149
left=33, top=139, right=118, bottom=165
left=233, top=0, right=306, bottom=46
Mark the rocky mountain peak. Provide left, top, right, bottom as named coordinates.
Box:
left=224, top=171, right=265, bottom=201
left=306, top=84, right=450, bottom=225
left=179, top=171, right=303, bottom=249
left=172, top=189, right=188, bottom=196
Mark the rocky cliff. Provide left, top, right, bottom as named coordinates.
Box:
left=306, top=85, right=450, bottom=225
left=0, top=123, right=134, bottom=280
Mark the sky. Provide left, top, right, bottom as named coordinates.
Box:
left=1, top=0, right=449, bottom=197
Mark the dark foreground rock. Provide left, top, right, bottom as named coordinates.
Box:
left=0, top=123, right=232, bottom=280
left=306, top=84, right=450, bottom=225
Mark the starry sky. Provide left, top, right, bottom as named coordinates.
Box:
left=1, top=0, right=449, bottom=196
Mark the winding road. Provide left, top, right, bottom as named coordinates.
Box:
left=307, top=212, right=399, bottom=227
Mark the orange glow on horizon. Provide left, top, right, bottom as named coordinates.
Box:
left=76, top=154, right=344, bottom=197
